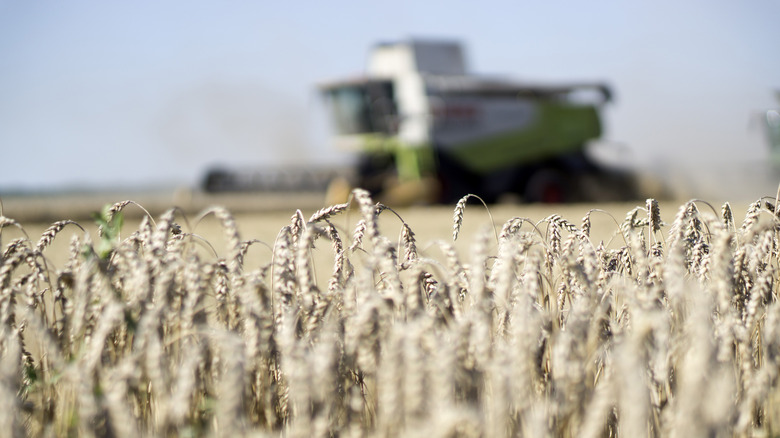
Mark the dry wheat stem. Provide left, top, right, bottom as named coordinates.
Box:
left=2, top=192, right=780, bottom=437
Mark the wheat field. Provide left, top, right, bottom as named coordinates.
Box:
left=0, top=189, right=779, bottom=437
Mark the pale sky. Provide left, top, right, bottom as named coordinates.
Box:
left=1, top=1, right=778, bottom=198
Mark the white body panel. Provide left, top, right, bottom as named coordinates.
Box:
left=367, top=40, right=468, bottom=147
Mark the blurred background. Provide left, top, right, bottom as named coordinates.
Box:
left=1, top=0, right=779, bottom=203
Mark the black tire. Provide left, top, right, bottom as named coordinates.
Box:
left=524, top=169, right=569, bottom=203
left=356, top=153, right=396, bottom=196
left=435, top=151, right=482, bottom=204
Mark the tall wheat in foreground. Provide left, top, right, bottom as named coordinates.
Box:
left=1, top=190, right=779, bottom=437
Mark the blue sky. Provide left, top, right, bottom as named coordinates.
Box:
left=1, top=1, right=778, bottom=196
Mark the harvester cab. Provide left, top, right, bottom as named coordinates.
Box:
left=320, top=39, right=636, bottom=204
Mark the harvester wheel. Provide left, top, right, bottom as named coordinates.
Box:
left=356, top=153, right=396, bottom=196
left=524, top=169, right=568, bottom=203
left=435, top=152, right=481, bottom=204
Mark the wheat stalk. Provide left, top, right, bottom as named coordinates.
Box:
left=4, top=193, right=780, bottom=436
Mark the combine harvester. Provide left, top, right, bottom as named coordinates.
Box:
left=206, top=39, right=641, bottom=204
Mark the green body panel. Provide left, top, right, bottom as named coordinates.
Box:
left=354, top=133, right=436, bottom=181
left=352, top=103, right=603, bottom=182
left=395, top=146, right=436, bottom=181
left=444, top=103, right=602, bottom=174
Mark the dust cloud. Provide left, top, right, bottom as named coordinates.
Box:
left=155, top=81, right=315, bottom=172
